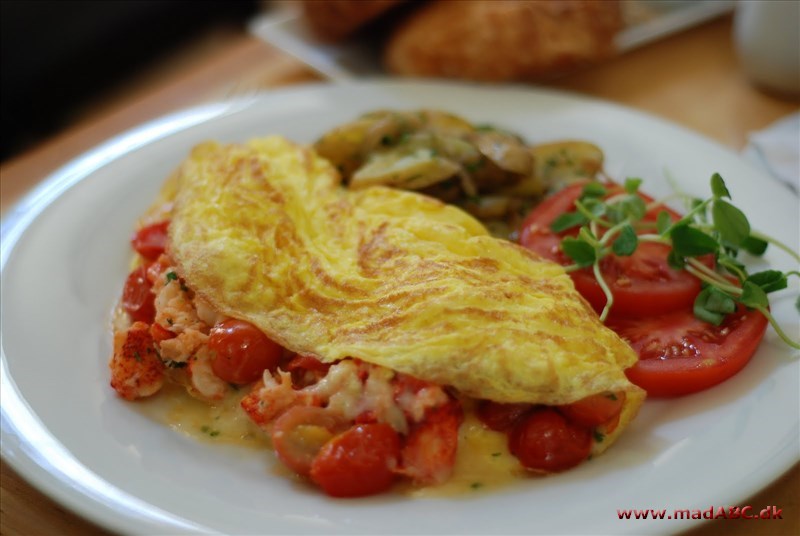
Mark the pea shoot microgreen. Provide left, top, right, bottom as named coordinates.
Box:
left=552, top=174, right=800, bottom=349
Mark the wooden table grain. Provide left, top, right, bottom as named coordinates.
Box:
left=1, top=13, right=798, bottom=536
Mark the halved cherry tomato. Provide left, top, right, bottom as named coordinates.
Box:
left=476, top=400, right=532, bottom=432
left=208, top=319, right=283, bottom=384
left=519, top=182, right=707, bottom=316
left=608, top=305, right=768, bottom=397
left=400, top=401, right=463, bottom=485
left=310, top=423, right=401, bottom=497
left=122, top=265, right=155, bottom=323
left=271, top=406, right=346, bottom=477
left=557, top=392, right=626, bottom=431
left=131, top=221, right=170, bottom=260
left=509, top=408, right=592, bottom=473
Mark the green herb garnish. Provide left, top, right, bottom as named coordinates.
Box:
left=553, top=174, right=799, bottom=348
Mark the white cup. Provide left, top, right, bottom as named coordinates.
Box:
left=734, top=0, right=800, bottom=95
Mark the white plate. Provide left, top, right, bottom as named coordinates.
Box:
left=249, top=1, right=735, bottom=81
left=1, top=80, right=798, bottom=535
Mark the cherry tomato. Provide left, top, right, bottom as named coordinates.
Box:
left=208, top=319, right=283, bottom=384
left=122, top=265, right=155, bottom=323
left=476, top=400, right=532, bottom=432
left=608, top=305, right=768, bottom=397
left=131, top=221, right=170, bottom=260
left=271, top=406, right=346, bottom=477
left=557, top=392, right=625, bottom=430
left=519, top=182, right=707, bottom=316
left=310, top=423, right=401, bottom=497
left=400, top=402, right=463, bottom=485
left=509, top=408, right=592, bottom=473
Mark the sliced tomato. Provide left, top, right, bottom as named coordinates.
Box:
left=208, top=319, right=283, bottom=384
left=519, top=182, right=707, bottom=316
left=521, top=182, right=591, bottom=231
left=476, top=400, right=532, bottom=432
left=400, top=401, right=463, bottom=485
left=576, top=242, right=709, bottom=316
left=608, top=305, right=768, bottom=397
left=271, top=406, right=346, bottom=477
left=509, top=408, right=592, bottom=473
left=122, top=265, right=155, bottom=323
left=557, top=392, right=625, bottom=431
left=131, top=221, right=170, bottom=260
left=310, top=423, right=401, bottom=497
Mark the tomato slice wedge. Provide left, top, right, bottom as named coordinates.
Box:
left=608, top=305, right=768, bottom=397
left=519, top=182, right=708, bottom=316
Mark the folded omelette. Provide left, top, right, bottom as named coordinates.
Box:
left=167, top=136, right=644, bottom=455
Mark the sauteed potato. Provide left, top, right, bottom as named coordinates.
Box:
left=314, top=109, right=604, bottom=238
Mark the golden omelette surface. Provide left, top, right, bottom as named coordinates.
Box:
left=169, top=137, right=644, bottom=413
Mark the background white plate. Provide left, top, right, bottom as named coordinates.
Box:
left=2, top=80, right=798, bottom=535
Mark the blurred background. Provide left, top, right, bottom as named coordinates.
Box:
left=2, top=0, right=797, bottom=169
left=1, top=0, right=260, bottom=162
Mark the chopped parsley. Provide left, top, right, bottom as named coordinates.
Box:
left=593, top=430, right=605, bottom=443
left=200, top=425, right=220, bottom=438
left=166, top=271, right=178, bottom=283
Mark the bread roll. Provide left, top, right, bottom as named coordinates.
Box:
left=385, top=0, right=623, bottom=81
left=302, top=0, right=406, bottom=42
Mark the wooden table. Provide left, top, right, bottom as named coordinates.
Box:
left=1, top=13, right=798, bottom=536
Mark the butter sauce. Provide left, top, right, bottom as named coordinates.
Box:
left=135, top=384, right=524, bottom=496
left=136, top=383, right=268, bottom=448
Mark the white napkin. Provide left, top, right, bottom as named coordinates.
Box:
left=742, top=112, right=800, bottom=194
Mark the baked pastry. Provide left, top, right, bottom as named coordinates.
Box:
left=384, top=0, right=623, bottom=81
left=301, top=0, right=406, bottom=42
